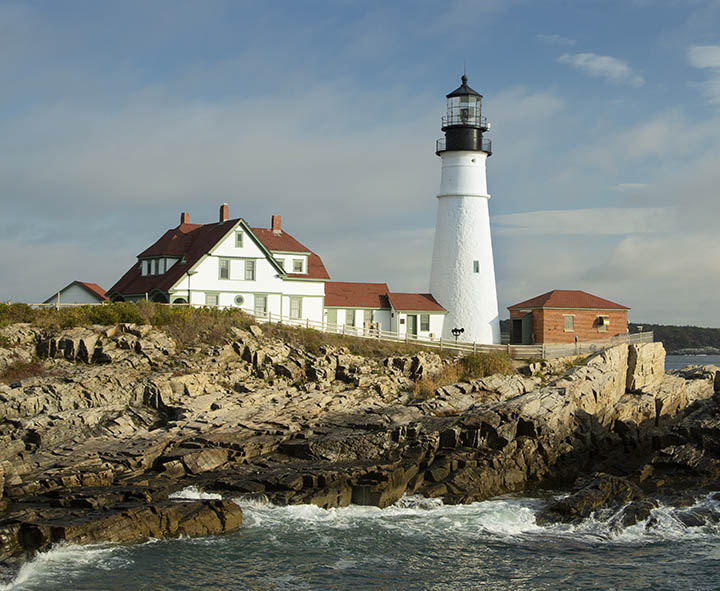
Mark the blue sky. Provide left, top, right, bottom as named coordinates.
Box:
left=2, top=0, right=720, bottom=325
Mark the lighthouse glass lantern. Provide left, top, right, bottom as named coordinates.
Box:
left=446, top=93, right=482, bottom=126
left=438, top=75, right=490, bottom=154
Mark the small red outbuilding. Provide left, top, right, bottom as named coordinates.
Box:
left=508, top=290, right=629, bottom=345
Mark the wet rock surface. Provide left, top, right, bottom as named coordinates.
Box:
left=1, top=322, right=719, bottom=562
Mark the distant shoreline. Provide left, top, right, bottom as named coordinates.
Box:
left=667, top=348, right=720, bottom=356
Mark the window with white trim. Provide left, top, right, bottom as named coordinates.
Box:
left=290, top=296, right=302, bottom=319
left=420, top=314, right=430, bottom=332
left=598, top=315, right=609, bottom=332
left=254, top=294, right=267, bottom=317
left=219, top=258, right=230, bottom=280
left=235, top=231, right=243, bottom=247
left=346, top=309, right=355, bottom=327
left=244, top=259, right=256, bottom=281
left=276, top=258, right=285, bottom=271
left=293, top=259, right=303, bottom=273
left=206, top=293, right=219, bottom=307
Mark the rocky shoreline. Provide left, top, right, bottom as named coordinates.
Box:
left=1, top=321, right=719, bottom=570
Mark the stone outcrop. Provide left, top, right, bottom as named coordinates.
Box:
left=0, top=322, right=719, bottom=565
left=627, top=342, right=666, bottom=393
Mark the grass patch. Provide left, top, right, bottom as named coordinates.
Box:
left=261, top=322, right=455, bottom=360
left=412, top=351, right=514, bottom=400
left=1, top=359, right=48, bottom=383
left=0, top=303, right=255, bottom=350
left=460, top=351, right=514, bottom=379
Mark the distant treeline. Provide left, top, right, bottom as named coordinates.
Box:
left=629, top=323, right=720, bottom=353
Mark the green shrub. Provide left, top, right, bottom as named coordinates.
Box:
left=0, top=304, right=37, bottom=327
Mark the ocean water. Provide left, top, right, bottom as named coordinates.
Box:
left=4, top=488, right=720, bottom=591
left=665, top=354, right=720, bottom=371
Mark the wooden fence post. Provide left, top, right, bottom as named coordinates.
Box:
left=439, top=338, right=443, bottom=350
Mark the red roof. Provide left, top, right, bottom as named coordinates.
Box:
left=108, top=218, right=329, bottom=297
left=76, top=282, right=108, bottom=301
left=325, top=282, right=390, bottom=308
left=508, top=290, right=629, bottom=310
left=387, top=293, right=446, bottom=312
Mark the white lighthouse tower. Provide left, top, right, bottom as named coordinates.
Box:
left=429, top=75, right=500, bottom=344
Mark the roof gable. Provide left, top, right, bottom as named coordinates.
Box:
left=76, top=282, right=108, bottom=301
left=508, top=290, right=629, bottom=310
left=108, top=217, right=329, bottom=297
left=44, top=281, right=108, bottom=303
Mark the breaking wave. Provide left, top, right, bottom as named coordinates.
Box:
left=3, top=490, right=720, bottom=590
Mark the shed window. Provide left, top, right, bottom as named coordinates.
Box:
left=563, top=315, right=574, bottom=332
left=598, top=315, right=609, bottom=332
left=244, top=260, right=256, bottom=281
left=420, top=314, right=430, bottom=331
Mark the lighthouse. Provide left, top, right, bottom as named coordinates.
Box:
left=429, top=75, right=500, bottom=344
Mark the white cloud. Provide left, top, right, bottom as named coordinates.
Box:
left=536, top=34, right=576, bottom=46
left=688, top=44, right=720, bottom=104
left=688, top=45, right=720, bottom=69
left=493, top=207, right=675, bottom=236
left=611, top=183, right=649, bottom=192
left=558, top=52, right=645, bottom=87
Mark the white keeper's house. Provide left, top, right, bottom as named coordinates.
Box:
left=107, top=205, right=447, bottom=338
left=108, top=74, right=500, bottom=344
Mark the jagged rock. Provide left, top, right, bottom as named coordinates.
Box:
left=627, top=342, right=666, bottom=393
left=0, top=499, right=242, bottom=561
left=5, top=323, right=720, bottom=568
left=537, top=474, right=644, bottom=524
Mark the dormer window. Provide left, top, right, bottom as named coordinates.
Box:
left=140, top=257, right=179, bottom=276
left=293, top=259, right=304, bottom=273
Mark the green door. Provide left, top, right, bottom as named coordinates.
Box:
left=407, top=314, right=418, bottom=337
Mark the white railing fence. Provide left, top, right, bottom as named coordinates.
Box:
left=13, top=301, right=654, bottom=361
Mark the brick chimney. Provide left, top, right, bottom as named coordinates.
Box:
left=271, top=215, right=282, bottom=234
left=180, top=212, right=190, bottom=225
left=219, top=203, right=229, bottom=222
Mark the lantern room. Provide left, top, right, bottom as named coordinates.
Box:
left=437, top=74, right=492, bottom=155
left=442, top=74, right=488, bottom=130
